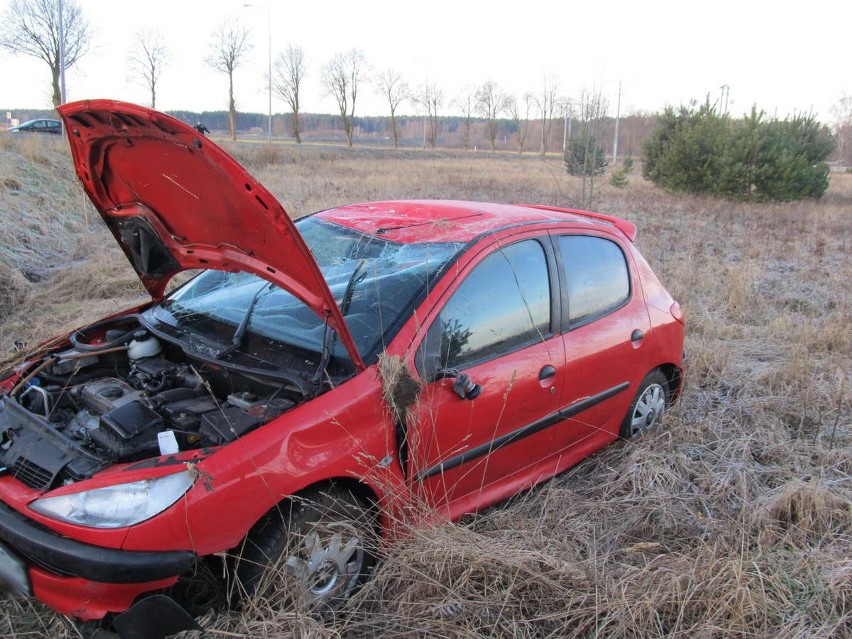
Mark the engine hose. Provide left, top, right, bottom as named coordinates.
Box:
left=10, top=347, right=130, bottom=397
left=70, top=314, right=143, bottom=352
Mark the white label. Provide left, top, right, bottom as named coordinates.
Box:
left=158, top=430, right=180, bottom=456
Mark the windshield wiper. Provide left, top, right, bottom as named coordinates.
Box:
left=338, top=259, right=367, bottom=317
left=312, top=260, right=366, bottom=385
left=217, top=281, right=273, bottom=359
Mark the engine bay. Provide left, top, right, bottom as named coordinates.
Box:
left=0, top=322, right=304, bottom=491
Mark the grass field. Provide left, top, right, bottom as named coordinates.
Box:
left=0, top=134, right=849, bottom=638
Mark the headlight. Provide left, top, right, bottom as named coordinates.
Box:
left=30, top=471, right=194, bottom=528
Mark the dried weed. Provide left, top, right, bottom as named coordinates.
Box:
left=378, top=352, right=423, bottom=426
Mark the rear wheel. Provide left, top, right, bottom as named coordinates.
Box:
left=232, top=485, right=377, bottom=619
left=620, top=370, right=668, bottom=439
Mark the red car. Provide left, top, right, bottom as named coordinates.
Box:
left=0, top=101, right=684, bottom=638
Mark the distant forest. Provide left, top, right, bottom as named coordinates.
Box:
left=3, top=106, right=659, bottom=157
left=9, top=106, right=848, bottom=164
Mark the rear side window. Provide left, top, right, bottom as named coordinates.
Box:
left=419, top=239, right=551, bottom=374
left=558, top=235, right=629, bottom=325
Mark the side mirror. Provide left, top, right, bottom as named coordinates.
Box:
left=414, top=320, right=443, bottom=382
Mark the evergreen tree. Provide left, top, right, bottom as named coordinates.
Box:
left=564, top=130, right=607, bottom=177
left=642, top=103, right=834, bottom=202
left=609, top=157, right=633, bottom=188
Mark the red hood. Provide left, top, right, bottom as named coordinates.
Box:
left=58, top=100, right=364, bottom=370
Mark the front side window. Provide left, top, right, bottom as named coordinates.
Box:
left=559, top=235, right=630, bottom=326
left=419, top=239, right=551, bottom=375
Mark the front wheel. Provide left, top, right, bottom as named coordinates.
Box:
left=620, top=370, right=669, bottom=439
left=232, top=485, right=377, bottom=618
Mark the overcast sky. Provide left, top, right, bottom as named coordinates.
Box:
left=0, top=0, right=847, bottom=123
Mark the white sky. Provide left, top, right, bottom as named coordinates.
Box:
left=0, top=0, right=848, bottom=123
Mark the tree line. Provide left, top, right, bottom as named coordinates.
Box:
left=0, top=0, right=842, bottom=204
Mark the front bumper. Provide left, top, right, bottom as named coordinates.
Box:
left=0, top=501, right=196, bottom=619
left=0, top=501, right=195, bottom=583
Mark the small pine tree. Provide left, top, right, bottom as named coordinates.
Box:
left=564, top=131, right=607, bottom=177
left=609, top=157, right=634, bottom=188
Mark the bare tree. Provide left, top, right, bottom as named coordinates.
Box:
left=0, top=0, right=91, bottom=107
left=475, top=80, right=509, bottom=151
left=206, top=20, right=252, bottom=141
left=272, top=44, right=307, bottom=143
left=537, top=73, right=559, bottom=156
left=507, top=93, right=534, bottom=153
left=565, top=88, right=609, bottom=209
left=375, top=68, right=409, bottom=149
left=127, top=29, right=168, bottom=109
left=453, top=85, right=477, bottom=150
left=322, top=49, right=367, bottom=147
left=416, top=82, right=443, bottom=149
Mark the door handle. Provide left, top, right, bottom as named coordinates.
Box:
left=631, top=329, right=644, bottom=343
left=539, top=365, right=557, bottom=381
left=436, top=368, right=482, bottom=400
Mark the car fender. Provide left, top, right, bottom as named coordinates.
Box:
left=118, top=366, right=408, bottom=554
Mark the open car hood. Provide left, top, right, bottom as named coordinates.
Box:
left=58, top=100, right=364, bottom=370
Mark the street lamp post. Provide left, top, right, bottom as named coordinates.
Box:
left=243, top=3, right=272, bottom=145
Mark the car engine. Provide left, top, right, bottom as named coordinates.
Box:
left=0, top=330, right=299, bottom=491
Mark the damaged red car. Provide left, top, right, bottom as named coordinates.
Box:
left=0, top=101, right=685, bottom=638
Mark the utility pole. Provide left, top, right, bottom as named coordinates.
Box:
left=719, top=84, right=730, bottom=116
left=562, top=99, right=572, bottom=154
left=612, top=81, right=622, bottom=165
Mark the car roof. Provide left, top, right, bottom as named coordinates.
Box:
left=316, top=200, right=636, bottom=244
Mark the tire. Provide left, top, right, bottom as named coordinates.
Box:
left=620, top=370, right=669, bottom=439
left=232, top=485, right=377, bottom=618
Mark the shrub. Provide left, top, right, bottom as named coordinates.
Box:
left=609, top=157, right=634, bottom=188
left=642, top=103, right=835, bottom=201
left=564, top=131, right=607, bottom=177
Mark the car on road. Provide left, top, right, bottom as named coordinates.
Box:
left=5, top=118, right=61, bottom=134
left=0, top=100, right=685, bottom=638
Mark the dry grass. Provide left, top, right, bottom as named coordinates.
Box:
left=0, top=136, right=849, bottom=637
left=378, top=352, right=423, bottom=426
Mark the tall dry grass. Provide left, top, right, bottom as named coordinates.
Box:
left=0, top=136, right=848, bottom=637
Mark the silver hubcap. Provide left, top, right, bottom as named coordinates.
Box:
left=285, top=522, right=364, bottom=608
left=631, top=383, right=666, bottom=437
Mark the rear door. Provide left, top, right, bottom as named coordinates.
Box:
left=549, top=232, right=651, bottom=457
left=407, top=236, right=566, bottom=519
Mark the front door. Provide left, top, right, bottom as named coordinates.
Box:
left=407, top=238, right=566, bottom=519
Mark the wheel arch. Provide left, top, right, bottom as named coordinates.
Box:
left=251, top=476, right=383, bottom=541
left=657, top=362, right=684, bottom=403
